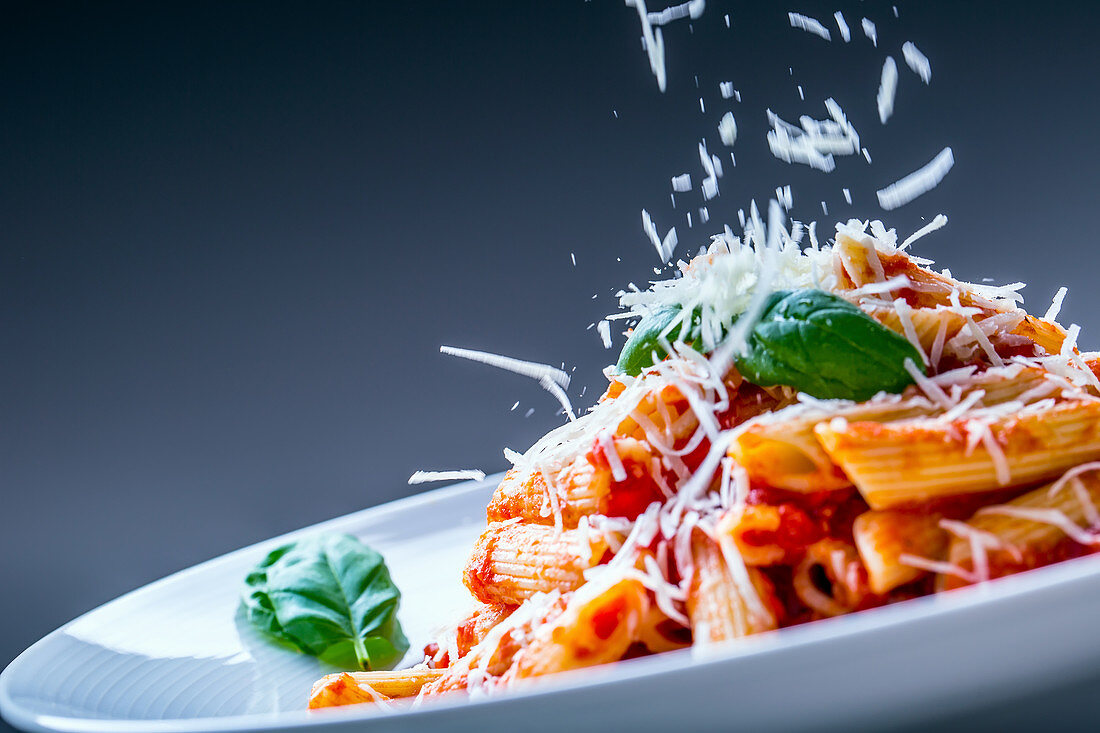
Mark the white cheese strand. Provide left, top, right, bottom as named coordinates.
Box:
left=1044, top=286, right=1068, bottom=323
left=440, top=345, right=570, bottom=388
left=833, top=11, right=850, bottom=42
left=597, top=429, right=629, bottom=482
left=977, top=505, right=1100, bottom=546
left=861, top=17, right=877, bottom=46
left=440, top=345, right=576, bottom=420
left=788, top=12, right=832, bottom=41
left=407, top=469, right=486, bottom=485
left=625, top=0, right=667, bottom=92
left=597, top=320, right=613, bottom=349
left=877, top=147, right=955, bottom=210
left=899, top=553, right=976, bottom=584
left=877, top=57, right=897, bottom=124
left=902, top=41, right=932, bottom=84
left=646, top=0, right=705, bottom=25
left=900, top=214, right=948, bottom=250
left=893, top=298, right=930, bottom=366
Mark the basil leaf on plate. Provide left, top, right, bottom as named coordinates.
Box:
left=738, top=289, right=923, bottom=401
left=242, top=532, right=408, bottom=670
left=616, top=306, right=705, bottom=376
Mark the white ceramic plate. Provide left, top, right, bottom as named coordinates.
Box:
left=4, top=473, right=1100, bottom=733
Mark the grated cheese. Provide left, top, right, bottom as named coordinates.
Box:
left=900, top=214, right=948, bottom=250
left=1060, top=324, right=1100, bottom=392
left=597, top=320, right=612, bottom=349
left=625, top=0, right=667, bottom=92
left=788, top=12, right=832, bottom=41
left=833, top=11, right=850, bottom=42
left=1047, top=462, right=1100, bottom=499
left=1044, top=286, right=1068, bottom=323
left=977, top=505, right=1100, bottom=546
left=877, top=57, right=898, bottom=124
left=899, top=552, right=976, bottom=584
left=767, top=99, right=859, bottom=172
left=718, top=112, right=737, bottom=147
left=861, top=17, right=877, bottom=47
left=646, top=0, right=705, bottom=26
left=893, top=298, right=930, bottom=365
left=902, top=41, right=932, bottom=84
left=876, top=147, right=955, bottom=210
left=939, top=519, right=1016, bottom=583
left=642, top=208, right=678, bottom=263
left=904, top=357, right=953, bottom=408
left=408, top=469, right=486, bottom=485
left=671, top=173, right=692, bottom=192
left=596, top=430, right=628, bottom=482
left=440, top=345, right=576, bottom=420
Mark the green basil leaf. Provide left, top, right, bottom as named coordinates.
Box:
left=737, top=289, right=923, bottom=401
left=616, top=306, right=704, bottom=376
left=242, top=532, right=408, bottom=670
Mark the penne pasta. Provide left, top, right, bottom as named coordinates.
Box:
left=719, top=504, right=795, bottom=566
left=853, top=510, right=948, bottom=594
left=866, top=304, right=966, bottom=359
left=635, top=603, right=692, bottom=653
left=487, top=464, right=605, bottom=528
left=308, top=673, right=394, bottom=709
left=455, top=603, right=515, bottom=660
left=686, top=533, right=778, bottom=642
left=504, top=577, right=648, bottom=680
left=937, top=468, right=1100, bottom=590
left=815, top=399, right=1100, bottom=509
left=309, top=668, right=444, bottom=708
left=730, top=396, right=933, bottom=492
left=792, top=539, right=873, bottom=617
left=424, top=592, right=570, bottom=697
left=463, top=521, right=608, bottom=606
left=488, top=437, right=669, bottom=526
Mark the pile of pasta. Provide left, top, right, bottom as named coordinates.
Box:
left=310, top=220, right=1100, bottom=709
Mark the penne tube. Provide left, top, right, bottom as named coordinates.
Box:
left=718, top=504, right=793, bottom=566
left=308, top=673, right=389, bottom=709
left=852, top=510, right=948, bottom=594
left=613, top=383, right=698, bottom=444
left=815, top=399, right=1100, bottom=510
left=635, top=603, right=692, bottom=654
left=424, top=592, right=570, bottom=697
left=505, top=577, right=648, bottom=680
left=835, top=235, right=1002, bottom=312
left=1012, top=313, right=1065, bottom=356
left=938, top=468, right=1100, bottom=590
left=792, top=539, right=872, bottom=617
left=488, top=437, right=665, bottom=526
left=463, top=522, right=608, bottom=606
left=730, top=396, right=933, bottom=492
left=487, top=464, right=605, bottom=528
left=455, top=603, right=515, bottom=660
left=686, top=533, right=778, bottom=643
left=834, top=235, right=1065, bottom=355
left=866, top=304, right=966, bottom=359
left=732, top=365, right=1054, bottom=496
left=308, top=668, right=444, bottom=709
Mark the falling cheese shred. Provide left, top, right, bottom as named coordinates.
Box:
left=877, top=147, right=955, bottom=210
left=902, top=41, right=932, bottom=84
left=440, top=345, right=576, bottom=421
left=877, top=57, right=898, bottom=124
left=788, top=12, right=832, bottom=41
left=408, top=469, right=486, bottom=485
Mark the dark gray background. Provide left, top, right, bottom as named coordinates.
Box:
left=2, top=2, right=1099, bottom=731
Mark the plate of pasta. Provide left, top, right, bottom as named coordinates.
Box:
left=5, top=217, right=1100, bottom=733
